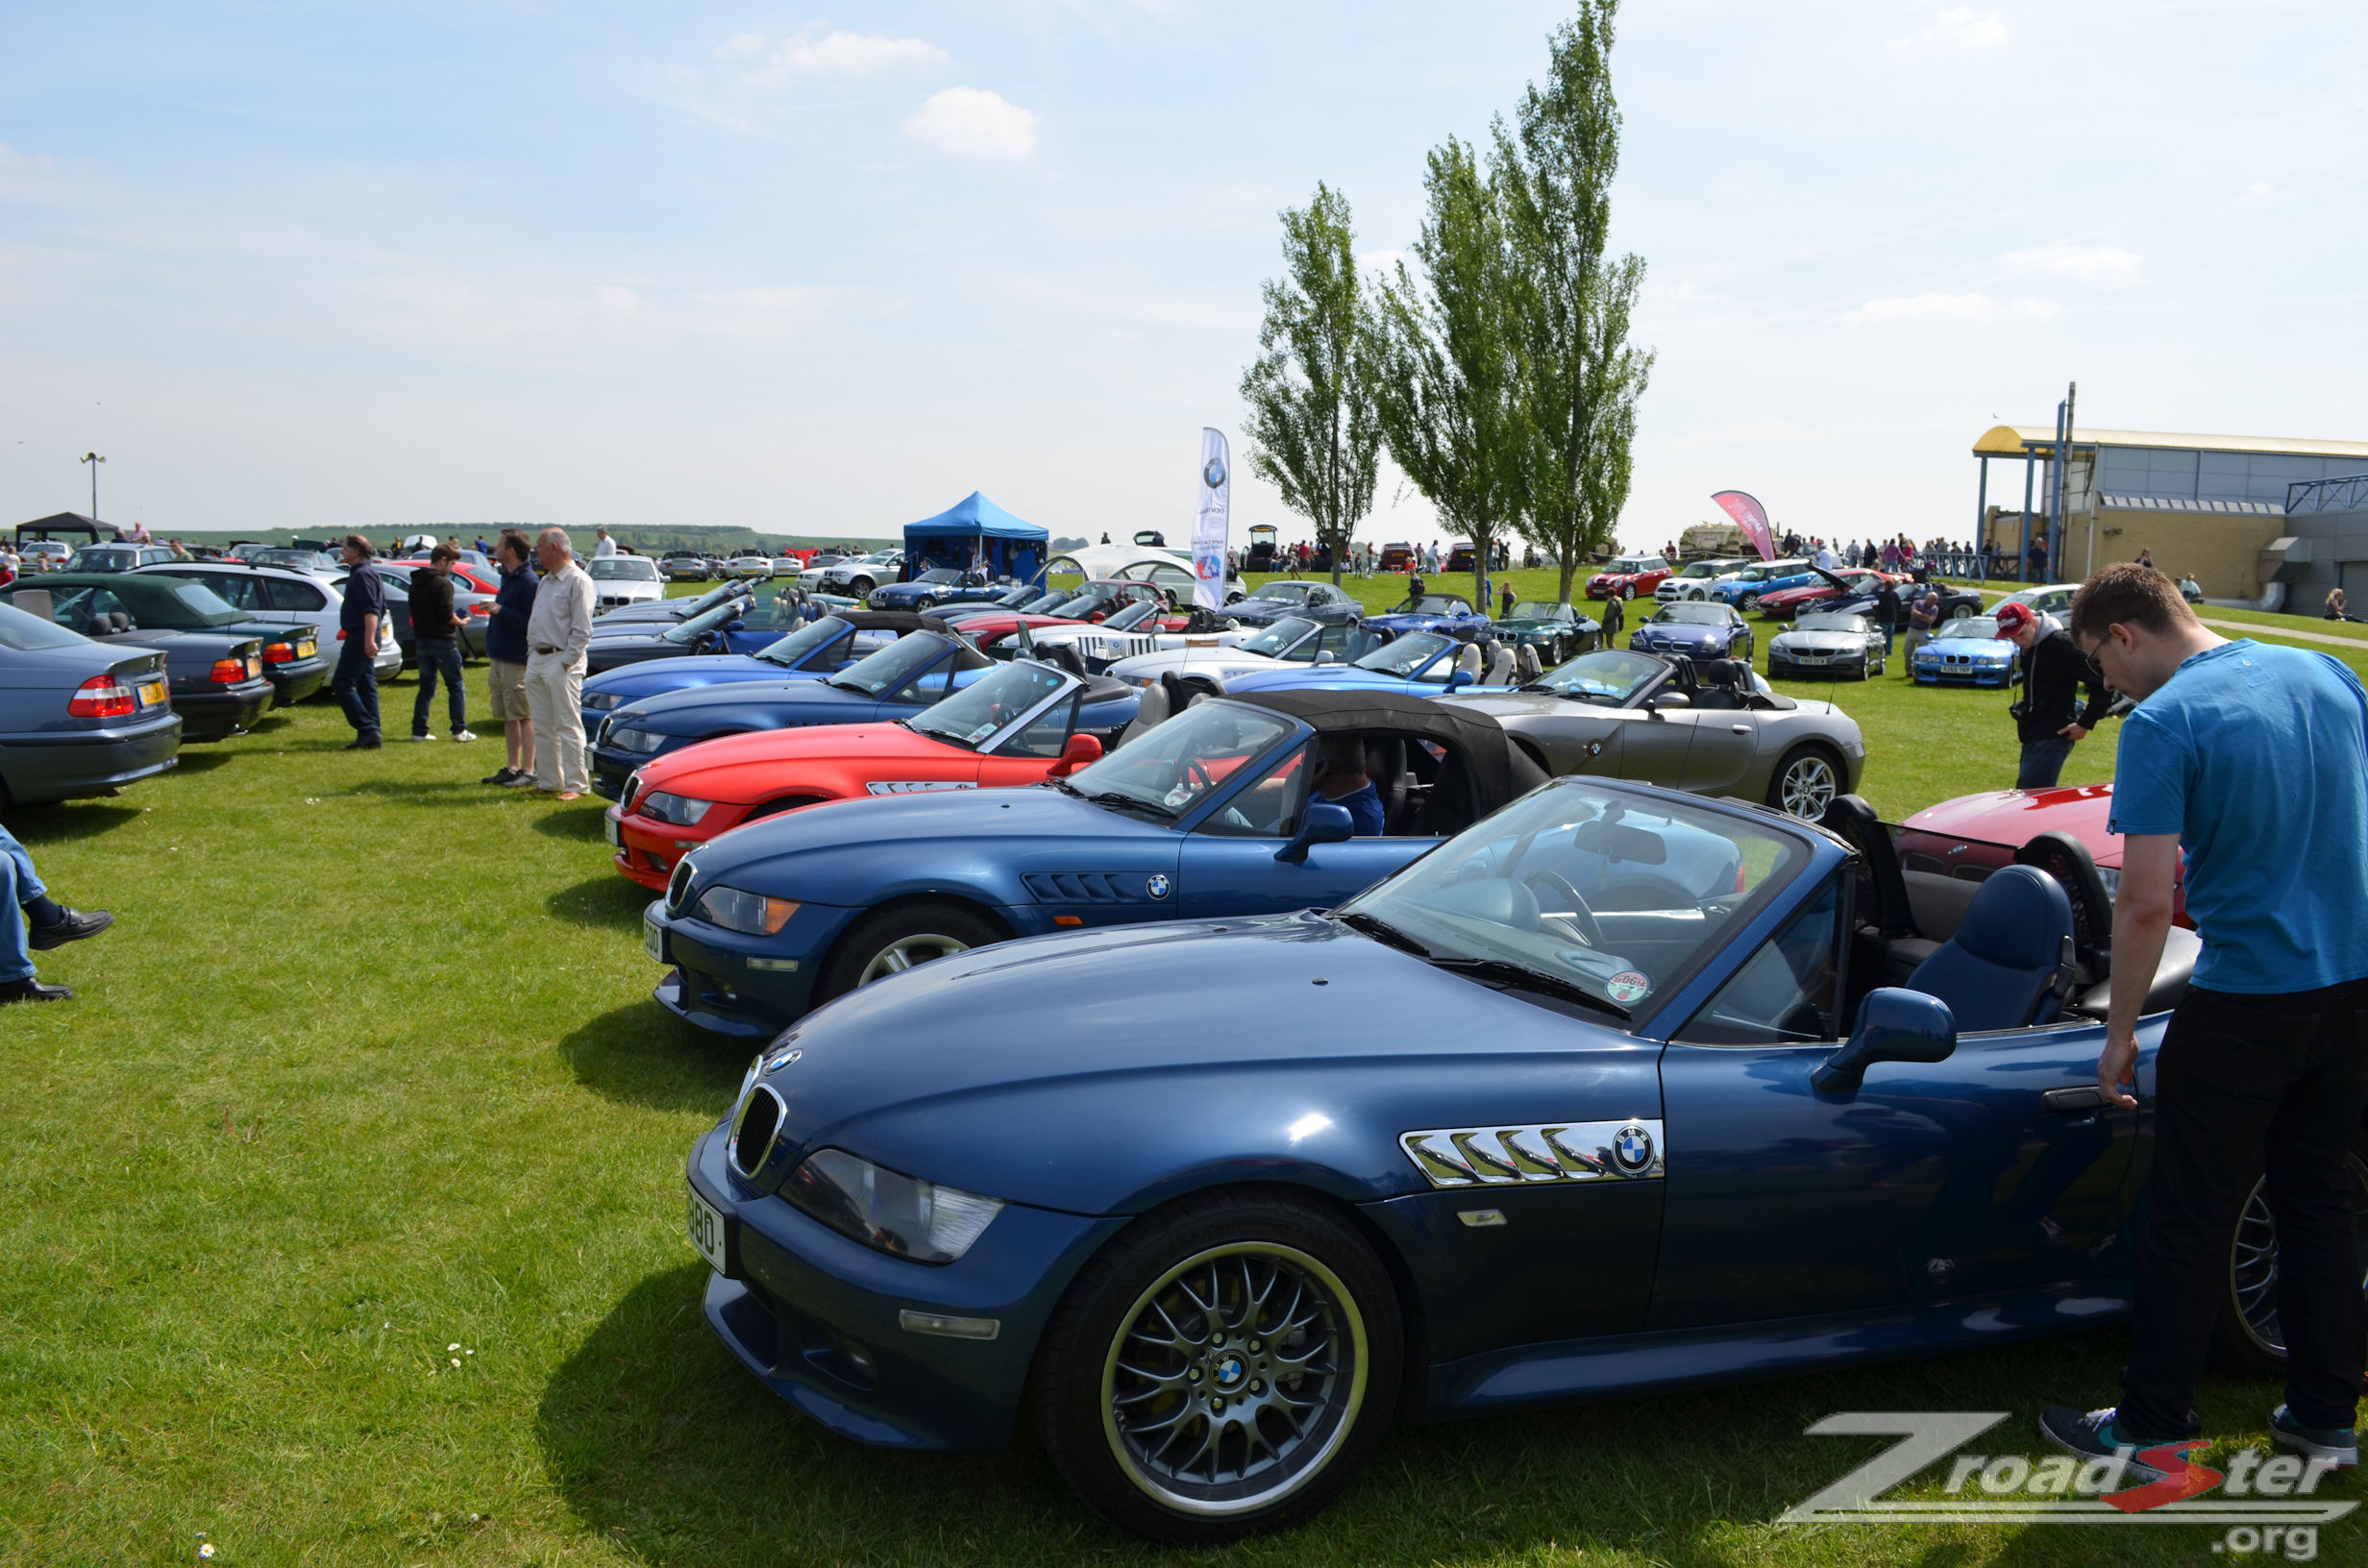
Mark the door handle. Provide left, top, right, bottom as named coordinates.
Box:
left=2041, top=1085, right=2111, bottom=1114
left=1731, top=723, right=1750, bottom=734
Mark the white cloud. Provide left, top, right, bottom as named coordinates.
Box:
left=1848, top=292, right=2057, bottom=323
left=2004, top=243, right=2141, bottom=284
left=1884, top=9, right=2009, bottom=62
left=751, top=31, right=947, bottom=85
left=904, top=88, right=1040, bottom=159
left=716, top=34, right=764, bottom=59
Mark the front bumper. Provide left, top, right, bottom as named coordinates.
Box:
left=1769, top=649, right=1870, bottom=677
left=648, top=898, right=861, bottom=1036
left=606, top=803, right=729, bottom=891
left=1913, top=658, right=2013, bottom=686
left=688, top=1126, right=1121, bottom=1451
left=0, top=711, right=183, bottom=803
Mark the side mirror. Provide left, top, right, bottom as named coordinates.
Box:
left=1089, top=611, right=1106, bottom=624
left=1812, top=989, right=1957, bottom=1092
left=1276, top=801, right=1355, bottom=864
left=1313, top=649, right=1335, bottom=666
left=1644, top=692, right=1690, bottom=715
left=728, top=619, right=746, bottom=631
left=1048, top=732, right=1102, bottom=777
left=1444, top=668, right=1474, bottom=692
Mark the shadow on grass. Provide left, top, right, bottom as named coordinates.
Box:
left=161, top=749, right=235, bottom=773
left=557, top=999, right=743, bottom=1112
left=546, top=875, right=647, bottom=933
left=4, top=802, right=144, bottom=845
left=347, top=777, right=496, bottom=805
left=530, top=805, right=611, bottom=842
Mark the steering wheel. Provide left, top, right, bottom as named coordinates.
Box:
left=1526, top=870, right=1605, bottom=947
left=1183, top=759, right=1216, bottom=796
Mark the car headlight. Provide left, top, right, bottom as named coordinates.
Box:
left=609, top=726, right=667, bottom=754
left=584, top=692, right=625, bottom=710
left=693, top=884, right=800, bottom=934
left=782, top=1147, right=1004, bottom=1264
left=641, top=791, right=715, bottom=826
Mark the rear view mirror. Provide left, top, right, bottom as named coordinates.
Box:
left=1573, top=818, right=1667, bottom=865
left=1048, top=733, right=1102, bottom=777
left=1813, top=989, right=1957, bottom=1092
left=1276, top=801, right=1355, bottom=864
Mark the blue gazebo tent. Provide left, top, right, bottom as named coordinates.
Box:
left=900, top=492, right=1047, bottom=584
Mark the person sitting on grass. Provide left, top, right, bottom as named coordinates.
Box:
left=1, top=822, right=111, bottom=1005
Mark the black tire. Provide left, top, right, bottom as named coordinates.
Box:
left=1767, top=744, right=1843, bottom=821
left=2211, top=1131, right=2368, bottom=1378
left=851, top=576, right=875, bottom=596
left=819, top=901, right=1004, bottom=1000
left=915, top=595, right=935, bottom=611
left=1738, top=592, right=1760, bottom=614
left=1030, top=1188, right=1402, bottom=1544
left=1620, top=583, right=1636, bottom=600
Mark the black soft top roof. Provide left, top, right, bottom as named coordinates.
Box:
left=1227, top=688, right=1546, bottom=809
left=829, top=609, right=953, bottom=635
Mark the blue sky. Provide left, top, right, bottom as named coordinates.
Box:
left=3, top=2, right=2362, bottom=550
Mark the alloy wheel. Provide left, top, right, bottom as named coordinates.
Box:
left=2228, top=1153, right=2368, bottom=1362
left=1777, top=751, right=1838, bottom=820
left=1100, top=1243, right=1367, bottom=1516
left=855, top=932, right=974, bottom=986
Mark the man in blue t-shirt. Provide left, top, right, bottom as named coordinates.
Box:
left=2039, top=564, right=2368, bottom=1479
left=1310, top=739, right=1385, bottom=836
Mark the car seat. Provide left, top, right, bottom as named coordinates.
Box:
left=1690, top=659, right=1750, bottom=710
left=1453, top=644, right=1483, bottom=681
left=1118, top=681, right=1171, bottom=747
left=1515, top=644, right=1542, bottom=682
left=2013, top=830, right=2114, bottom=984
left=1904, top=865, right=2078, bottom=1031
left=1482, top=644, right=1515, bottom=685
left=1410, top=753, right=1477, bottom=837
left=1364, top=736, right=1413, bottom=833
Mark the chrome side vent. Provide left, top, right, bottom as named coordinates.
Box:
left=1399, top=1119, right=1664, bottom=1188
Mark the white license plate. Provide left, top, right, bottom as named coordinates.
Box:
left=1794, top=654, right=1829, bottom=664
left=644, top=906, right=668, bottom=964
left=686, top=1185, right=729, bottom=1272
left=604, top=809, right=623, bottom=847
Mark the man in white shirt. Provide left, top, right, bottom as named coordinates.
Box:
left=1814, top=542, right=1838, bottom=571
left=593, top=528, right=617, bottom=558
left=524, top=527, right=598, bottom=798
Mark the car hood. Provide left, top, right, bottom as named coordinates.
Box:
left=1902, top=784, right=2120, bottom=867
left=690, top=779, right=1165, bottom=879
left=635, top=721, right=952, bottom=800
left=1365, top=611, right=1480, bottom=632
left=1917, top=638, right=2013, bottom=657
left=1770, top=629, right=1866, bottom=652
left=744, top=911, right=1651, bottom=1212
left=589, top=653, right=794, bottom=695
left=617, top=676, right=879, bottom=735
left=1632, top=625, right=1728, bottom=645
left=1107, top=648, right=1284, bottom=682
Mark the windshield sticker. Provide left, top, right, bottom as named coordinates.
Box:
left=1605, top=970, right=1651, bottom=1006
left=1163, top=783, right=1197, bottom=810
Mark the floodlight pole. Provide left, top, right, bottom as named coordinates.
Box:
left=81, top=452, right=106, bottom=523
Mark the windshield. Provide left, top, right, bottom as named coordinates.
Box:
left=1018, top=591, right=1068, bottom=612
left=908, top=660, right=1070, bottom=750
left=1607, top=559, right=1659, bottom=574
left=67, top=549, right=138, bottom=570
left=1353, top=630, right=1456, bottom=677
left=1936, top=617, right=2002, bottom=641
left=1651, top=603, right=1728, bottom=625
left=1100, top=599, right=1160, bottom=631
left=589, top=558, right=658, bottom=581
left=0, top=601, right=86, bottom=650
left=170, top=583, right=238, bottom=620
left=1390, top=595, right=1469, bottom=615
left=1676, top=562, right=1724, bottom=578
left=1250, top=582, right=1312, bottom=602
left=1528, top=649, right=1664, bottom=706
left=916, top=569, right=962, bottom=584
left=1048, top=592, right=1111, bottom=618
left=1509, top=600, right=1568, bottom=620
left=1337, top=782, right=1809, bottom=1017
left=1237, top=616, right=1319, bottom=656
left=753, top=615, right=852, bottom=668
left=1063, top=699, right=1296, bottom=819
left=662, top=602, right=743, bottom=643
left=1795, top=612, right=1871, bottom=635
left=828, top=631, right=950, bottom=697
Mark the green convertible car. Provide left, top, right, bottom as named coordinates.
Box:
left=1492, top=599, right=1602, bottom=664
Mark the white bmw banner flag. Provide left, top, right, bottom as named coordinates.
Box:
left=1194, top=428, right=1230, bottom=613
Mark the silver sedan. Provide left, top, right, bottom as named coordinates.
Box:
left=1443, top=648, right=1865, bottom=820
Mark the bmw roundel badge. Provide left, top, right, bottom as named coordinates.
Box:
left=1611, top=1122, right=1655, bottom=1176
left=1146, top=874, right=1172, bottom=899
left=1203, top=457, right=1227, bottom=490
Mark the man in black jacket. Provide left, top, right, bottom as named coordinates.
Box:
left=406, top=546, right=474, bottom=743
left=1994, top=600, right=2109, bottom=788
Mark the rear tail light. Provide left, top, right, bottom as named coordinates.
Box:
left=68, top=674, right=137, bottom=718
left=264, top=643, right=296, bottom=664
left=210, top=658, right=249, bottom=684
left=469, top=602, right=490, bottom=615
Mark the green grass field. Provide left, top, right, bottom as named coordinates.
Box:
left=3, top=574, right=2359, bottom=1567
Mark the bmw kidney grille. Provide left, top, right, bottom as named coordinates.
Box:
left=728, top=1084, right=785, bottom=1179
left=666, top=857, right=696, bottom=917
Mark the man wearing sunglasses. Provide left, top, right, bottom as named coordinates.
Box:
left=2039, top=562, right=2368, bottom=1481
left=1992, top=599, right=2110, bottom=789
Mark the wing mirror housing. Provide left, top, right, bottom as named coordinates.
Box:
left=1276, top=801, right=1355, bottom=864
left=727, top=618, right=747, bottom=631
left=1048, top=733, right=1102, bottom=777
left=1313, top=649, right=1335, bottom=666
left=1444, top=668, right=1474, bottom=692
left=1812, top=989, right=1958, bottom=1092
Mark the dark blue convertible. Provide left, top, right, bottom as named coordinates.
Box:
left=679, top=774, right=2308, bottom=1545
left=588, top=628, right=1002, bottom=799
left=867, top=569, right=1008, bottom=613
left=579, top=610, right=947, bottom=736
left=644, top=689, right=1545, bottom=1035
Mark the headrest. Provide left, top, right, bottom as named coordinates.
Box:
left=1129, top=681, right=1171, bottom=729
left=1455, top=644, right=1483, bottom=677
left=1953, top=866, right=2075, bottom=969
left=1515, top=644, right=1542, bottom=680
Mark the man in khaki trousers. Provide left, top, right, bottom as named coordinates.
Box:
left=523, top=528, right=597, bottom=799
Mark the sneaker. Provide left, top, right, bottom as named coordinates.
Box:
left=452, top=729, right=478, bottom=743
left=499, top=772, right=540, bottom=788
left=403, top=732, right=437, bottom=742
left=2270, top=1405, right=2359, bottom=1467
left=481, top=767, right=519, bottom=785
left=2037, top=1406, right=2174, bottom=1485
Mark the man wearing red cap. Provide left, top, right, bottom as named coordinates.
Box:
left=1994, top=600, right=2109, bottom=789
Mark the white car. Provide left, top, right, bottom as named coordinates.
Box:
left=587, top=555, right=665, bottom=613
left=1657, top=557, right=1753, bottom=601
left=1008, top=598, right=1250, bottom=670
left=1988, top=582, right=2083, bottom=620
left=820, top=549, right=902, bottom=597
left=136, top=561, right=405, bottom=680
left=1104, top=614, right=1368, bottom=696
left=724, top=554, right=776, bottom=579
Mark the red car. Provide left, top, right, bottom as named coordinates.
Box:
left=603, top=659, right=1137, bottom=892
left=1899, top=782, right=2189, bottom=925
left=1585, top=554, right=1673, bottom=600
left=955, top=579, right=1181, bottom=651
left=1754, top=568, right=1907, bottom=621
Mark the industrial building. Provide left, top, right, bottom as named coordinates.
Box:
left=1971, top=425, right=2368, bottom=603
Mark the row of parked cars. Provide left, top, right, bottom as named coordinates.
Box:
left=609, top=574, right=2333, bottom=1547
